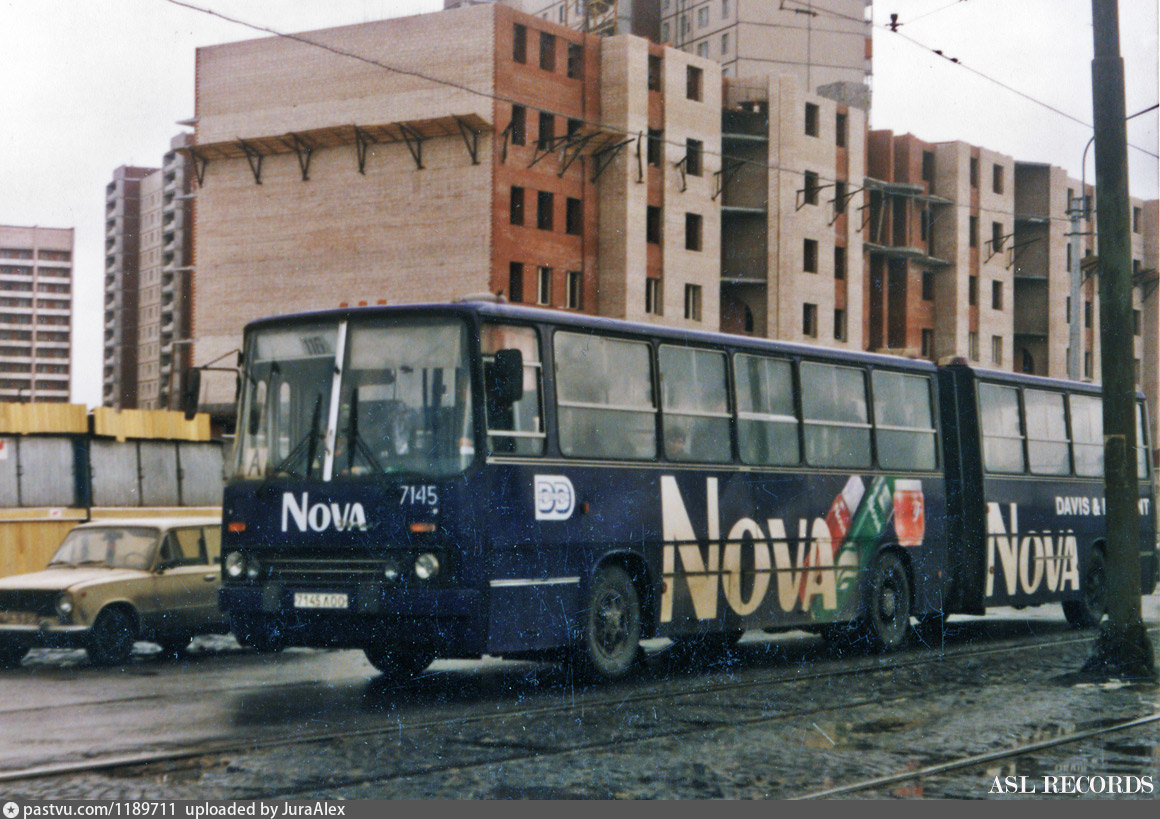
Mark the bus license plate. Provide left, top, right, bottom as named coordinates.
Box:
left=293, top=592, right=349, bottom=610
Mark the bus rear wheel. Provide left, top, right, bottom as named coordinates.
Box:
left=363, top=643, right=434, bottom=681
left=862, top=552, right=912, bottom=652
left=1063, top=550, right=1106, bottom=629
left=572, top=565, right=641, bottom=681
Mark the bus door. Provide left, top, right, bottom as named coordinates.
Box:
left=937, top=365, right=988, bottom=614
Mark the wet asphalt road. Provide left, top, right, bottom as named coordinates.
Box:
left=0, top=596, right=1157, bottom=800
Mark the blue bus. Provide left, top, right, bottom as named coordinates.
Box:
left=208, top=300, right=1158, bottom=680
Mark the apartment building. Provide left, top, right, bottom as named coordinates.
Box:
left=0, top=225, right=73, bottom=403
left=137, top=134, right=195, bottom=410
left=721, top=75, right=865, bottom=348
left=521, top=0, right=872, bottom=104
left=189, top=3, right=721, bottom=406
left=103, top=137, right=195, bottom=410
left=864, top=132, right=1015, bottom=369
left=104, top=166, right=151, bottom=409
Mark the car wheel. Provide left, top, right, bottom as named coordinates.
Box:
left=363, top=643, right=434, bottom=680
left=1063, top=550, right=1107, bottom=628
left=861, top=551, right=912, bottom=652
left=0, top=645, right=28, bottom=670
left=571, top=565, right=641, bottom=681
left=88, top=608, right=137, bottom=666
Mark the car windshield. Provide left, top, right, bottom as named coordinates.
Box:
left=48, top=527, right=159, bottom=571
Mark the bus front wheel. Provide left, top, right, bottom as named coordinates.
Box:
left=1063, top=550, right=1106, bottom=629
left=572, top=565, right=641, bottom=681
left=363, top=643, right=434, bottom=680
left=862, top=552, right=912, bottom=651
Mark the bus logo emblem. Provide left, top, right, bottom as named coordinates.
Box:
left=535, top=475, right=576, bottom=521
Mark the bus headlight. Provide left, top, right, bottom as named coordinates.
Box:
left=224, top=552, right=245, bottom=579
left=414, top=553, right=440, bottom=581
left=245, top=558, right=262, bottom=580
left=383, top=557, right=401, bottom=583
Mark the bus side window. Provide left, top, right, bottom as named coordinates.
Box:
left=734, top=353, right=799, bottom=465
left=659, top=345, right=730, bottom=463
left=555, top=332, right=656, bottom=460
left=800, top=362, right=871, bottom=468
left=481, top=324, right=545, bottom=456
left=978, top=383, right=1025, bottom=473
left=1069, top=393, right=1103, bottom=477
left=872, top=370, right=937, bottom=471
left=1024, top=389, right=1069, bottom=475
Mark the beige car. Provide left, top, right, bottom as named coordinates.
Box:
left=0, top=517, right=226, bottom=667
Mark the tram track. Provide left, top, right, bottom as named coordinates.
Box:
left=794, top=712, right=1160, bottom=799
left=0, top=625, right=1115, bottom=794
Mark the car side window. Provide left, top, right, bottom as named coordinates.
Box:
left=158, top=533, right=187, bottom=567
left=201, top=526, right=222, bottom=564
left=174, top=527, right=211, bottom=565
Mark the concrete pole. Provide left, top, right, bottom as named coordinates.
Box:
left=1085, top=0, right=1155, bottom=679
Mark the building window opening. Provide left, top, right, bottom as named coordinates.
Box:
left=686, top=139, right=703, bottom=176
left=537, top=191, right=554, bottom=230
left=648, top=54, right=662, bottom=90
left=803, top=239, right=818, bottom=273
left=567, top=42, right=583, bottom=78
left=803, top=303, right=817, bottom=338
left=537, top=266, right=552, bottom=305
left=684, top=284, right=702, bottom=321
left=537, top=112, right=555, bottom=150
left=805, top=103, right=819, bottom=137
left=540, top=32, right=556, bottom=71
left=513, top=24, right=527, bottom=63
left=508, top=262, right=524, bottom=303
left=647, top=205, right=662, bottom=244
left=566, top=270, right=583, bottom=310
left=511, top=105, right=527, bottom=146
left=685, top=212, right=703, bottom=251
left=510, top=186, right=524, bottom=225
left=566, top=197, right=583, bottom=235
left=646, top=278, right=662, bottom=315
left=687, top=65, right=703, bottom=101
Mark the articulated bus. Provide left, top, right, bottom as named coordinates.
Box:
left=212, top=300, right=1158, bottom=680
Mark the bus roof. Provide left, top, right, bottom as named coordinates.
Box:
left=943, top=359, right=1143, bottom=398
left=243, top=300, right=941, bottom=373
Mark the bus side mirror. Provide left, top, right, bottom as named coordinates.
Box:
left=181, top=369, right=202, bottom=421
left=488, top=349, right=524, bottom=406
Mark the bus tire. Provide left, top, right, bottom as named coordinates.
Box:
left=363, top=643, right=434, bottom=680
left=231, top=613, right=285, bottom=654
left=0, top=645, right=27, bottom=669
left=1063, top=550, right=1107, bottom=629
left=862, top=551, right=912, bottom=652
left=572, top=565, right=641, bottom=681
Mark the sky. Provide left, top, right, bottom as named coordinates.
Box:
left=1, top=0, right=1156, bottom=409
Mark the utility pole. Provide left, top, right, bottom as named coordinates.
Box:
left=1085, top=0, right=1156, bottom=679
left=1066, top=195, right=1084, bottom=380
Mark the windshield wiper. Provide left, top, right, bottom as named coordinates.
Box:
left=262, top=392, right=323, bottom=481
left=345, top=387, right=388, bottom=476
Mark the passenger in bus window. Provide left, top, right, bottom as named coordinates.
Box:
left=666, top=424, right=689, bottom=460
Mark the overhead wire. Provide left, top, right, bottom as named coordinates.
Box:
left=160, top=0, right=1149, bottom=230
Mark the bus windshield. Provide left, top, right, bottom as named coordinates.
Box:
left=334, top=318, right=474, bottom=477
left=229, top=316, right=474, bottom=480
